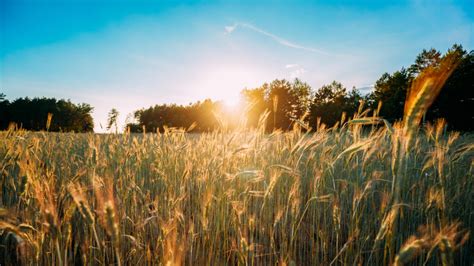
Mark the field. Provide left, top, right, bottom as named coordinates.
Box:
left=1, top=116, right=473, bottom=265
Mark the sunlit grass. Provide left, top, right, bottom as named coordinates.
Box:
left=0, top=115, right=472, bottom=265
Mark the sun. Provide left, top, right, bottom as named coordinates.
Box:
left=222, top=95, right=241, bottom=109
left=219, top=94, right=244, bottom=119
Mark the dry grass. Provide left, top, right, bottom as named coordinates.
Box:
left=0, top=116, right=473, bottom=265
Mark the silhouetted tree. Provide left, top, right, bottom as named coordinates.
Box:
left=241, top=79, right=311, bottom=131
left=266, top=79, right=294, bottom=130
left=289, top=79, right=312, bottom=122
left=0, top=93, right=9, bottom=129
left=0, top=96, right=94, bottom=132
left=131, top=99, right=221, bottom=132
left=368, top=44, right=473, bottom=131
left=423, top=45, right=474, bottom=131
left=107, top=108, right=119, bottom=133
left=241, top=87, right=267, bottom=128
left=368, top=69, right=413, bottom=122
left=408, top=48, right=442, bottom=76
left=309, top=81, right=362, bottom=127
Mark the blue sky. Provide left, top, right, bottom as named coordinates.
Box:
left=1, top=0, right=473, bottom=131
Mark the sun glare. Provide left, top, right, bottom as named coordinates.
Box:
left=222, top=95, right=241, bottom=110
left=220, top=90, right=245, bottom=115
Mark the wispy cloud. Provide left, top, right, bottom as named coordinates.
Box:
left=290, top=68, right=306, bottom=79
left=356, top=84, right=375, bottom=94
left=225, top=23, right=331, bottom=55
left=284, top=63, right=306, bottom=78
left=224, top=24, right=237, bottom=34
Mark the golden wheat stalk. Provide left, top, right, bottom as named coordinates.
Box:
left=403, top=52, right=460, bottom=138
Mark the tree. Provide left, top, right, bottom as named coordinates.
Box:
left=241, top=79, right=312, bottom=131
left=288, top=78, right=312, bottom=122
left=130, top=99, right=222, bottom=133
left=408, top=48, right=442, bottom=76
left=266, top=79, right=294, bottom=130
left=241, top=87, right=267, bottom=128
left=368, top=44, right=473, bottom=131
left=368, top=69, right=412, bottom=122
left=309, top=81, right=362, bottom=127
left=0, top=93, right=9, bottom=129
left=424, top=45, right=474, bottom=131
left=107, top=108, right=119, bottom=133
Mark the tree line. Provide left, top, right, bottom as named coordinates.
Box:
left=0, top=95, right=94, bottom=132
left=368, top=44, right=473, bottom=131
left=129, top=44, right=473, bottom=132
left=1, top=44, right=472, bottom=132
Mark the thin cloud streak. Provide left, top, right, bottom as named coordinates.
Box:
left=284, top=63, right=306, bottom=78
left=356, top=84, right=375, bottom=94
left=290, top=68, right=306, bottom=79
left=225, top=23, right=332, bottom=55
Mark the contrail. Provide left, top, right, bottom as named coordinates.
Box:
left=225, top=22, right=332, bottom=56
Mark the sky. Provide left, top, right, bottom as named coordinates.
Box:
left=1, top=0, right=473, bottom=132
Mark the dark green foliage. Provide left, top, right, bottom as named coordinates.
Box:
left=0, top=93, right=8, bottom=129
left=408, top=48, right=442, bottom=76
left=242, top=78, right=311, bottom=131
left=0, top=96, right=94, bottom=132
left=241, top=44, right=472, bottom=131
left=367, top=44, right=473, bottom=131
left=309, top=81, right=362, bottom=127
left=107, top=108, right=119, bottom=132
left=426, top=45, right=474, bottom=131
left=130, top=99, right=221, bottom=132
left=368, top=69, right=413, bottom=122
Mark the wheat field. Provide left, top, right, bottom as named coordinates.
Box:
left=1, top=115, right=473, bottom=265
